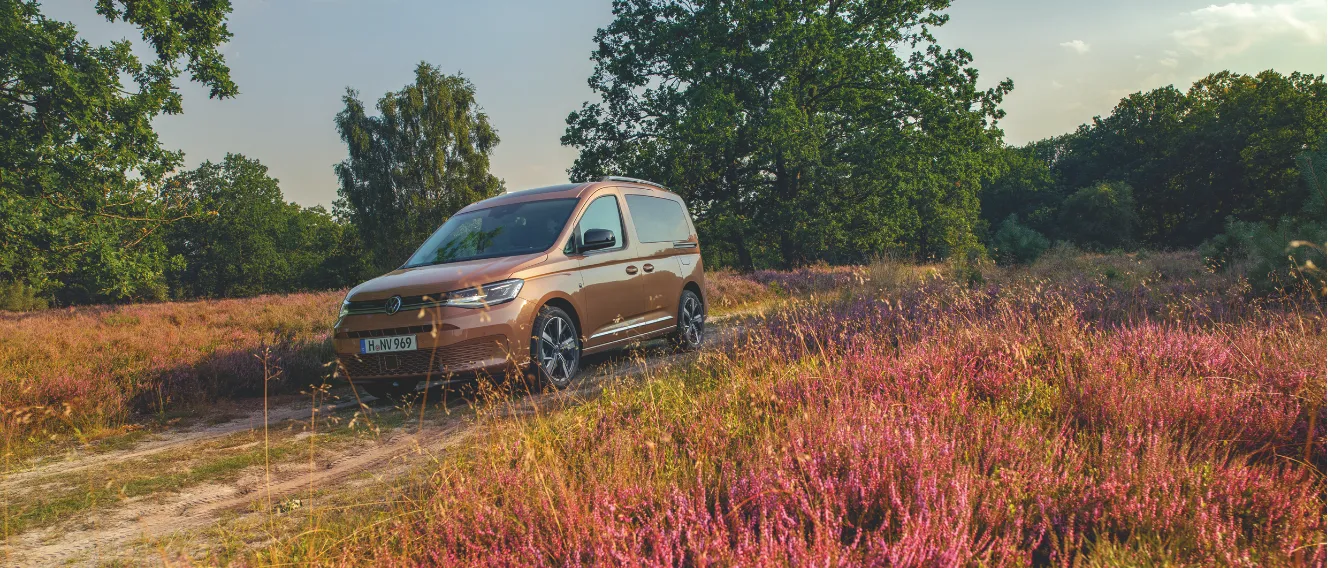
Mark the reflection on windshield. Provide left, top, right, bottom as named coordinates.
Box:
left=405, top=198, right=578, bottom=268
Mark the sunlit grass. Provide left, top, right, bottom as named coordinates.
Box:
left=243, top=252, right=1324, bottom=566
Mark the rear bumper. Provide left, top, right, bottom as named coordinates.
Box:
left=333, top=298, right=536, bottom=381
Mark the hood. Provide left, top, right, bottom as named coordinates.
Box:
left=347, top=253, right=547, bottom=301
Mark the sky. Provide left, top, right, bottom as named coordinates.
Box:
left=43, top=0, right=1328, bottom=208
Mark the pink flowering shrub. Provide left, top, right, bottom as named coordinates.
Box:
left=1, top=291, right=341, bottom=442
left=266, top=264, right=1324, bottom=566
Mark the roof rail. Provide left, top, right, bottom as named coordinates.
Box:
left=600, top=176, right=671, bottom=191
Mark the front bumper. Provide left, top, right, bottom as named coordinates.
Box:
left=333, top=297, right=536, bottom=381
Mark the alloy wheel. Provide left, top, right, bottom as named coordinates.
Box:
left=680, top=294, right=704, bottom=346
left=538, top=314, right=579, bottom=383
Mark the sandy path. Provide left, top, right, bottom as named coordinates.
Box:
left=1, top=313, right=749, bottom=566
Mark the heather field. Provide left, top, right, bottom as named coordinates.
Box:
left=247, top=252, right=1324, bottom=566
left=0, top=292, right=342, bottom=450
left=1, top=252, right=1324, bottom=566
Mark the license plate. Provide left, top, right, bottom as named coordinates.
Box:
left=359, top=334, right=416, bottom=354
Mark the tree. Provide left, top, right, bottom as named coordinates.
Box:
left=1202, top=149, right=1326, bottom=295
left=980, top=142, right=1064, bottom=238
left=1055, top=71, right=1325, bottom=247
left=989, top=215, right=1049, bottom=266
left=0, top=0, right=237, bottom=304
left=164, top=154, right=350, bottom=298
left=334, top=63, right=503, bottom=274
left=562, top=0, right=1010, bottom=269
left=1056, top=181, right=1136, bottom=251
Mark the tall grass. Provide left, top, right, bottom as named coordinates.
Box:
left=0, top=292, right=340, bottom=446
left=254, top=252, right=1325, bottom=566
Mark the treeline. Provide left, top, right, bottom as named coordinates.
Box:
left=980, top=70, right=1325, bottom=292
left=0, top=0, right=495, bottom=309
left=3, top=0, right=1324, bottom=310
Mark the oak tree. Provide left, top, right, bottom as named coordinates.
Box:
left=563, top=0, right=1010, bottom=268
left=0, top=0, right=237, bottom=304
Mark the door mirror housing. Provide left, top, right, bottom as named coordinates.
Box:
left=579, top=229, right=616, bottom=252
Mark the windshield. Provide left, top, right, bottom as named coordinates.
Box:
left=404, top=198, right=578, bottom=268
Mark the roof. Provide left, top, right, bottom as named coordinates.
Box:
left=458, top=179, right=679, bottom=213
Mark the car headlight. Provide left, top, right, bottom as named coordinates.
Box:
left=442, top=279, right=524, bottom=308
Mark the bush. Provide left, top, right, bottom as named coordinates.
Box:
left=1202, top=218, right=1325, bottom=296
left=1057, top=181, right=1137, bottom=250
left=0, top=280, right=47, bottom=311
left=989, top=215, right=1050, bottom=265
left=1201, top=150, right=1327, bottom=296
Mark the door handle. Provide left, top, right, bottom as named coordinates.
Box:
left=643, top=263, right=654, bottom=273
left=625, top=265, right=638, bottom=275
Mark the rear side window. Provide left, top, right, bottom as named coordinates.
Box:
left=625, top=195, right=691, bottom=243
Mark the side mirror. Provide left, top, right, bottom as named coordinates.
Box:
left=579, top=228, right=616, bottom=252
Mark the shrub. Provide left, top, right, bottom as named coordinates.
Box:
left=1202, top=218, right=1325, bottom=296
left=1057, top=181, right=1137, bottom=250
left=0, top=291, right=340, bottom=445
left=264, top=261, right=1324, bottom=566
left=989, top=215, right=1050, bottom=265
left=704, top=270, right=775, bottom=310
left=1202, top=150, right=1327, bottom=296
left=0, top=280, right=47, bottom=311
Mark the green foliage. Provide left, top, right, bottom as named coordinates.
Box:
left=0, top=0, right=236, bottom=305
left=335, top=63, right=503, bottom=274
left=980, top=143, right=1063, bottom=237
left=1056, top=181, right=1136, bottom=251
left=982, top=70, right=1324, bottom=252
left=989, top=215, right=1050, bottom=265
left=562, top=0, right=1011, bottom=268
left=1056, top=71, right=1324, bottom=248
left=163, top=155, right=355, bottom=298
left=0, top=280, right=47, bottom=311
left=1202, top=150, right=1326, bottom=295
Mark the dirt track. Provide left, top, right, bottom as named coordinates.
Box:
left=1, top=314, right=747, bottom=566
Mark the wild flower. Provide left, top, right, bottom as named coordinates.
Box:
left=261, top=254, right=1323, bottom=566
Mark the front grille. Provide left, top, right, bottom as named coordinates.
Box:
left=338, top=324, right=434, bottom=339
left=345, top=294, right=444, bottom=315
left=337, top=336, right=509, bottom=379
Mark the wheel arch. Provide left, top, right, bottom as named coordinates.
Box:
left=683, top=280, right=705, bottom=311
left=534, top=293, right=583, bottom=340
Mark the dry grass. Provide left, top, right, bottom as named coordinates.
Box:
left=1, top=291, right=341, bottom=452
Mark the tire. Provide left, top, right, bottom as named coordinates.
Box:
left=530, top=305, right=581, bottom=390
left=359, top=378, right=419, bottom=402
left=671, top=289, right=705, bottom=351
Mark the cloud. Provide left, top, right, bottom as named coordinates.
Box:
left=1159, top=57, right=1179, bottom=67
left=1059, top=40, right=1091, bottom=54
left=1174, top=1, right=1327, bottom=59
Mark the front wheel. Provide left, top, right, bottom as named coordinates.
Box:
left=671, top=289, right=705, bottom=351
left=530, top=305, right=581, bottom=390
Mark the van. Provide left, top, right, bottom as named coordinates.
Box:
left=333, top=177, right=706, bottom=400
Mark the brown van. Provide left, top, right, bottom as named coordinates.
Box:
left=333, top=177, right=706, bottom=400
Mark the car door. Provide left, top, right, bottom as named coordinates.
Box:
left=570, top=190, right=648, bottom=349
left=621, top=192, right=692, bottom=334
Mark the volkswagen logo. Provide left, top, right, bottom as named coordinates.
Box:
left=384, top=295, right=403, bottom=315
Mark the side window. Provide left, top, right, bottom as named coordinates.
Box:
left=624, top=195, right=691, bottom=243
left=575, top=195, right=625, bottom=250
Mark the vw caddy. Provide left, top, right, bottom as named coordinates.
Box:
left=334, top=177, right=706, bottom=400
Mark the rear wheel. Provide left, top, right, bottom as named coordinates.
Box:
left=671, top=289, right=705, bottom=351
left=530, top=305, right=580, bottom=389
left=359, top=378, right=419, bottom=403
